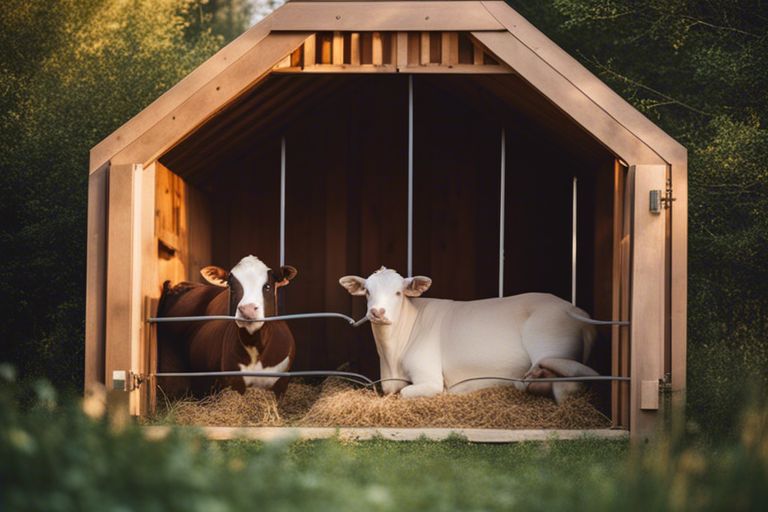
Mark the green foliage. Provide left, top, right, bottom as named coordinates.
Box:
left=508, top=0, right=768, bottom=436
left=0, top=0, right=225, bottom=389
left=2, top=371, right=768, bottom=511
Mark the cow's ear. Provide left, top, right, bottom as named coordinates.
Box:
left=200, top=266, right=229, bottom=287
left=403, top=276, right=432, bottom=297
left=275, top=265, right=298, bottom=288
left=339, top=275, right=367, bottom=296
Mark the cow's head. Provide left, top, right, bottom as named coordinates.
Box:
left=201, top=255, right=297, bottom=334
left=339, top=267, right=431, bottom=325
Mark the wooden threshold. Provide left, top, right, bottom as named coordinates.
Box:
left=143, top=426, right=629, bottom=443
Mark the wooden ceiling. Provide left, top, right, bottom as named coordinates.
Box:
left=160, top=73, right=613, bottom=184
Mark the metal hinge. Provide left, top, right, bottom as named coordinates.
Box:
left=650, top=178, right=676, bottom=214
left=659, top=373, right=673, bottom=395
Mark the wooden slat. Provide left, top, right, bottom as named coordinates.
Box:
left=270, top=2, right=505, bottom=32
left=396, top=32, right=408, bottom=68
left=473, top=43, right=484, bottom=65
left=420, top=32, right=430, bottom=65
left=303, top=34, right=316, bottom=67
left=630, top=164, right=666, bottom=441
left=332, top=31, right=344, bottom=65
left=670, top=161, right=687, bottom=408
left=407, top=32, right=420, bottom=66
left=350, top=32, right=361, bottom=65
left=85, top=163, right=109, bottom=389
left=441, top=32, right=459, bottom=65
left=372, top=32, right=383, bottom=65
left=144, top=426, right=629, bottom=443
left=611, top=160, right=626, bottom=428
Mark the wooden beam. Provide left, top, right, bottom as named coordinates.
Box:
left=144, top=426, right=629, bottom=443
left=473, top=42, right=484, bottom=65
left=350, top=32, right=361, bottom=66
left=472, top=31, right=665, bottom=166
left=111, top=32, right=310, bottom=168
left=90, top=13, right=278, bottom=173
left=441, top=32, right=459, bottom=66
left=630, top=164, right=667, bottom=441
left=480, top=1, right=686, bottom=165
left=670, top=160, right=687, bottom=410
left=372, top=32, right=383, bottom=66
left=85, top=163, right=109, bottom=390
left=270, top=2, right=505, bottom=32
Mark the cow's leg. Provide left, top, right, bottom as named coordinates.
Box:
left=399, top=381, right=443, bottom=398
left=271, top=376, right=289, bottom=400
left=533, top=357, right=598, bottom=404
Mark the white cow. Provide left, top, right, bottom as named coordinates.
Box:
left=339, top=267, right=599, bottom=403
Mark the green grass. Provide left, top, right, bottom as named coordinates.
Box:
left=2, top=367, right=767, bottom=511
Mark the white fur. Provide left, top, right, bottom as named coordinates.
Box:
left=340, top=268, right=598, bottom=403
left=231, top=255, right=270, bottom=334
left=238, top=348, right=290, bottom=389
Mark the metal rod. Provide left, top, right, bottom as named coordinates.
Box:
left=407, top=74, right=414, bottom=278
left=499, top=128, right=506, bottom=298
left=571, top=176, right=577, bottom=305
left=154, top=370, right=375, bottom=387
left=568, top=311, right=630, bottom=326
left=448, top=375, right=629, bottom=391
left=280, top=136, right=286, bottom=267
left=147, top=312, right=360, bottom=325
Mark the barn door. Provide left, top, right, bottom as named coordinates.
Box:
left=629, top=164, right=667, bottom=440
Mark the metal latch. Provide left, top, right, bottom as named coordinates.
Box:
left=111, top=370, right=143, bottom=391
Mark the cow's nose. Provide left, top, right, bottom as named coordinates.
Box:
left=370, top=308, right=386, bottom=319
left=238, top=303, right=259, bottom=319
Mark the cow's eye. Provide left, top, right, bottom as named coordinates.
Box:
left=396, top=291, right=402, bottom=296
left=264, top=284, right=271, bottom=291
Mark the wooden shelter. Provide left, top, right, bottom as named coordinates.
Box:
left=85, top=0, right=687, bottom=442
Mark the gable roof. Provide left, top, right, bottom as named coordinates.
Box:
left=90, top=0, right=685, bottom=173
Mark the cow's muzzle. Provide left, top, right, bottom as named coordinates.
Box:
left=367, top=308, right=391, bottom=325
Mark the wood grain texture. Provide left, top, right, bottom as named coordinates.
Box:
left=630, top=164, right=667, bottom=440
left=85, top=164, right=109, bottom=389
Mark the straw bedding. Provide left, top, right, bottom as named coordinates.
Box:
left=155, top=379, right=610, bottom=430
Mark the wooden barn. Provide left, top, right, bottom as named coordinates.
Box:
left=85, top=0, right=687, bottom=441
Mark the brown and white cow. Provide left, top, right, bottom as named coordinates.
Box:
left=157, top=255, right=297, bottom=399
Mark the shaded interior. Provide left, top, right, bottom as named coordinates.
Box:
left=158, top=73, right=619, bottom=414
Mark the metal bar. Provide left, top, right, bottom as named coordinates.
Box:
left=448, top=375, right=630, bottom=391
left=499, top=128, right=506, bottom=298
left=280, top=136, right=286, bottom=267
left=153, top=370, right=375, bottom=386
left=407, top=74, right=414, bottom=277
left=572, top=176, right=577, bottom=305
left=147, top=312, right=360, bottom=325
left=568, top=311, right=630, bottom=326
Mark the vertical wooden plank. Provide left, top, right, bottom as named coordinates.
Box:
left=441, top=32, right=450, bottom=65
left=610, top=160, right=625, bottom=427
left=420, top=32, right=430, bottom=65
left=186, top=184, right=212, bottom=280
left=350, top=32, right=361, bottom=66
left=85, top=163, right=109, bottom=390
left=620, top=167, right=632, bottom=428
left=105, top=163, right=143, bottom=415
left=303, top=34, right=316, bottom=67
left=332, top=31, right=344, bottom=65
left=473, top=42, right=484, bottom=65
left=670, top=161, right=687, bottom=410
left=372, top=32, right=383, bottom=66
left=320, top=33, right=332, bottom=64
left=290, top=47, right=302, bottom=68
left=137, top=163, right=157, bottom=416
left=408, top=32, right=420, bottom=66
left=448, top=32, right=459, bottom=65
left=396, top=32, right=408, bottom=69
left=630, top=164, right=666, bottom=441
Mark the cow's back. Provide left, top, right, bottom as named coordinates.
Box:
left=414, top=293, right=583, bottom=388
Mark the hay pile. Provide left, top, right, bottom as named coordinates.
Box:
left=156, top=379, right=610, bottom=430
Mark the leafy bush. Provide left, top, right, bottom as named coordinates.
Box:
left=2, top=368, right=767, bottom=511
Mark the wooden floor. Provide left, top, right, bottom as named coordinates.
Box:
left=143, top=426, right=629, bottom=443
